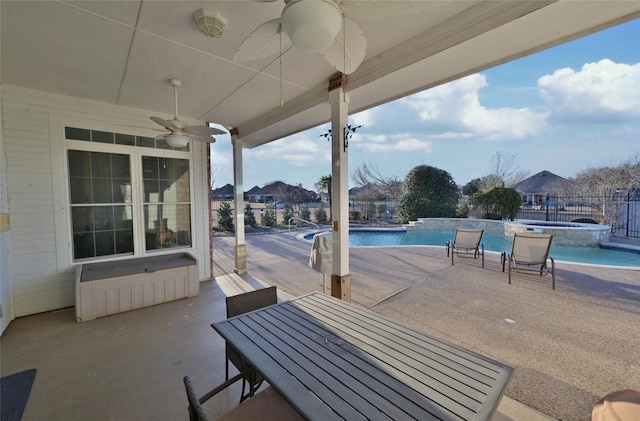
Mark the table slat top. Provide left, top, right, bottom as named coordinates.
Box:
left=212, top=292, right=512, bottom=421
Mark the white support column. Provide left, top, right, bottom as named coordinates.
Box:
left=329, top=82, right=351, bottom=301
left=231, top=131, right=247, bottom=274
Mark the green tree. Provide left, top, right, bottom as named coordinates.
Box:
left=396, top=165, right=460, bottom=223
left=282, top=203, right=293, bottom=225
left=315, top=202, right=328, bottom=224
left=217, top=202, right=234, bottom=231
left=244, top=203, right=256, bottom=227
left=315, top=175, right=332, bottom=212
left=260, top=207, right=276, bottom=227
left=473, top=187, right=522, bottom=220
left=300, top=204, right=311, bottom=221
left=462, top=178, right=483, bottom=195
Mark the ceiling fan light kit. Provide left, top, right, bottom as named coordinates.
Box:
left=193, top=9, right=226, bottom=38
left=165, top=134, right=190, bottom=148
left=281, top=0, right=342, bottom=52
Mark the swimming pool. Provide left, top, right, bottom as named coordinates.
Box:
left=308, top=230, right=640, bottom=268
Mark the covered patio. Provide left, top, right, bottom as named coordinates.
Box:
left=2, top=231, right=639, bottom=420
left=2, top=1, right=640, bottom=420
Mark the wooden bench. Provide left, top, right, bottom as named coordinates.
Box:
left=76, top=252, right=199, bottom=322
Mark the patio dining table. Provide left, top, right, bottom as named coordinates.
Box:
left=212, top=292, right=513, bottom=420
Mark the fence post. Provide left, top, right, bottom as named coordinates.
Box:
left=627, top=191, right=631, bottom=237
left=545, top=194, right=550, bottom=221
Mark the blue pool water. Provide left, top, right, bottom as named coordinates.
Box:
left=320, top=230, right=640, bottom=267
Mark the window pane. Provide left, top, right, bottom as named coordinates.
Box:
left=66, top=127, right=91, bottom=141
left=137, top=136, right=155, bottom=148
left=93, top=130, right=114, bottom=144
left=91, top=153, right=111, bottom=178
left=142, top=156, right=159, bottom=179
left=115, top=133, right=135, bottom=146
left=70, top=177, right=91, bottom=204
left=72, top=206, right=93, bottom=232
left=74, top=232, right=95, bottom=259
left=144, top=204, right=191, bottom=251
left=68, top=150, right=90, bottom=177
left=111, top=154, right=130, bottom=178
left=92, top=177, right=112, bottom=203
left=112, top=179, right=130, bottom=204
left=68, top=150, right=133, bottom=260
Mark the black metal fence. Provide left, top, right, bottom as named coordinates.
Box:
left=516, top=193, right=640, bottom=238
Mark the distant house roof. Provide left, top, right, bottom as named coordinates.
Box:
left=246, top=185, right=261, bottom=195
left=212, top=183, right=234, bottom=199
left=512, top=170, right=573, bottom=194
left=251, top=181, right=317, bottom=203
left=349, top=184, right=384, bottom=200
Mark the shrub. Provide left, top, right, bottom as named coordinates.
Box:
left=282, top=204, right=293, bottom=225
left=474, top=187, right=521, bottom=221
left=315, top=202, right=328, bottom=224
left=244, top=203, right=256, bottom=227
left=300, top=204, right=311, bottom=222
left=261, top=208, right=276, bottom=227
left=397, top=165, right=460, bottom=223
left=456, top=203, right=470, bottom=218
left=217, top=202, right=234, bottom=231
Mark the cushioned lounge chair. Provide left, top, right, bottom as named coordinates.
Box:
left=225, top=287, right=278, bottom=402
left=446, top=228, right=485, bottom=267
left=502, top=233, right=555, bottom=289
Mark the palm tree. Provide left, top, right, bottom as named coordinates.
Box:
left=315, top=175, right=332, bottom=213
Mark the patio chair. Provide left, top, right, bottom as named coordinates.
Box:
left=183, top=372, right=248, bottom=421
left=184, top=376, right=303, bottom=421
left=501, top=233, right=556, bottom=289
left=225, top=286, right=278, bottom=403
left=446, top=229, right=485, bottom=267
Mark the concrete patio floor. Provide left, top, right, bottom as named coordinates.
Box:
left=214, top=230, right=640, bottom=421
left=1, top=229, right=638, bottom=420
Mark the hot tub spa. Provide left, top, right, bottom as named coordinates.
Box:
left=405, top=218, right=610, bottom=248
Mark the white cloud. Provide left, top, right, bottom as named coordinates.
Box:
left=351, top=109, right=375, bottom=127
left=403, top=74, right=549, bottom=140
left=355, top=133, right=432, bottom=153
left=395, top=137, right=432, bottom=152
left=538, top=59, right=640, bottom=117
left=245, top=134, right=329, bottom=167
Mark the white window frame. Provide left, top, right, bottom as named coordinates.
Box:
left=52, top=121, right=195, bottom=265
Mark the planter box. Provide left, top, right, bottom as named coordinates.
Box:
left=76, top=253, right=199, bottom=322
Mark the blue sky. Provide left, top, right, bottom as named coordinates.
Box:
left=210, top=19, right=640, bottom=192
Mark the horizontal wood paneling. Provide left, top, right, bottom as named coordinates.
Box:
left=2, top=84, right=211, bottom=317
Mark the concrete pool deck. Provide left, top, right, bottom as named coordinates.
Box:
left=213, top=230, right=640, bottom=421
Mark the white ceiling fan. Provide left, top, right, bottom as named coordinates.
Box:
left=234, top=0, right=434, bottom=74
left=150, top=78, right=225, bottom=148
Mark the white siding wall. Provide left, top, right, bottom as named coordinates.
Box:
left=1, top=85, right=211, bottom=320
left=1, top=83, right=14, bottom=333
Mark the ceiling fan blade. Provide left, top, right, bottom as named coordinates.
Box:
left=234, top=18, right=292, bottom=62
left=189, top=134, right=217, bottom=143
left=154, top=133, right=168, bottom=141
left=150, top=116, right=181, bottom=131
left=322, top=17, right=366, bottom=74
left=184, top=126, right=226, bottom=136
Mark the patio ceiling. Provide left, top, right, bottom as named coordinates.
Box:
left=2, top=1, right=639, bottom=149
